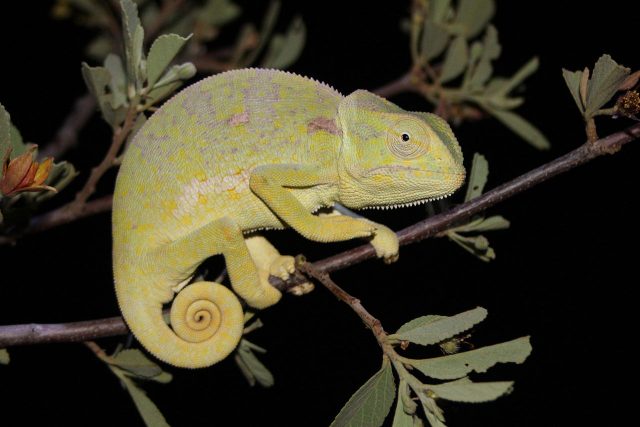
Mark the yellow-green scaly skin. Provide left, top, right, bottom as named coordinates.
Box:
left=113, top=68, right=465, bottom=368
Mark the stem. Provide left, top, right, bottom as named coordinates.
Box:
left=67, top=106, right=138, bottom=214
left=0, top=124, right=639, bottom=346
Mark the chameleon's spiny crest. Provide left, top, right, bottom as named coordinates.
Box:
left=113, top=68, right=465, bottom=368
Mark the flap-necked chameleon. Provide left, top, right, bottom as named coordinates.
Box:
left=113, top=68, right=465, bottom=368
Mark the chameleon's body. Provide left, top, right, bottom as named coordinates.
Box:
left=113, top=68, right=465, bottom=368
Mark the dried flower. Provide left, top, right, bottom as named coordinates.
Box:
left=1, top=146, right=56, bottom=197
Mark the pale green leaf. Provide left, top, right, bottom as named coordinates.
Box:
left=81, top=62, right=116, bottom=125
left=120, top=0, right=145, bottom=89
left=440, top=36, right=468, bottom=83
left=562, top=69, right=585, bottom=114
left=453, top=215, right=510, bottom=233
left=198, top=0, right=241, bottom=27
left=430, top=0, right=451, bottom=23
left=468, top=25, right=500, bottom=91
left=104, top=54, right=127, bottom=109
left=421, top=20, right=450, bottom=62
left=396, top=315, right=445, bottom=335
left=235, top=339, right=274, bottom=388
left=392, top=398, right=414, bottom=427
left=486, top=107, right=550, bottom=150
left=111, top=349, right=164, bottom=379
left=145, top=81, right=182, bottom=106
left=429, top=377, right=513, bottom=403
left=454, top=0, right=495, bottom=39
left=464, top=153, right=488, bottom=201
left=585, top=54, right=630, bottom=116
left=409, top=336, right=531, bottom=380
left=118, top=373, right=170, bottom=427
left=390, top=307, right=487, bottom=346
left=483, top=95, right=523, bottom=110
left=86, top=35, right=113, bottom=60
left=447, top=233, right=495, bottom=262
left=261, top=16, right=305, bottom=69
left=418, top=393, right=446, bottom=426
left=0, top=103, right=10, bottom=166
left=493, top=57, right=539, bottom=96
left=330, top=359, right=396, bottom=427
left=0, top=349, right=9, bottom=365
left=146, top=34, right=192, bottom=88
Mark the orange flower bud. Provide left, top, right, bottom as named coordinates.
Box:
left=0, top=146, right=57, bottom=197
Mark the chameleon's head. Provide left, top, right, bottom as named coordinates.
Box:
left=336, top=90, right=465, bottom=210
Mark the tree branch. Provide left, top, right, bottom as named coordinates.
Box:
left=1, top=123, right=639, bottom=347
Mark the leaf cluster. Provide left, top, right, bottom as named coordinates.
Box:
left=0, top=103, right=76, bottom=230
left=445, top=153, right=509, bottom=262
left=410, top=0, right=548, bottom=149
left=331, top=307, right=531, bottom=427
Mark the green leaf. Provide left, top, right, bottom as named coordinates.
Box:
left=235, top=339, right=274, bottom=388
left=146, top=34, right=192, bottom=88
left=440, top=36, right=468, bottom=83
left=261, top=16, right=305, bottom=69
left=81, top=62, right=116, bottom=125
left=120, top=0, right=145, bottom=90
left=452, top=215, right=510, bottom=233
left=428, top=377, right=513, bottom=403
left=453, top=0, right=495, bottom=39
left=421, top=20, right=450, bottom=62
left=447, top=233, right=495, bottom=262
left=392, top=398, right=414, bottom=427
left=418, top=393, right=446, bottom=426
left=396, top=315, right=445, bottom=335
left=198, top=0, right=241, bottom=27
left=86, top=35, right=113, bottom=60
left=430, top=0, right=451, bottom=23
left=330, top=359, right=396, bottom=427
left=492, top=57, right=539, bottom=97
left=390, top=307, right=487, bottom=346
left=468, top=25, right=500, bottom=91
left=464, top=153, right=488, bottom=201
left=485, top=107, right=550, bottom=150
left=0, top=348, right=9, bottom=365
left=145, top=80, right=183, bottom=107
left=104, top=54, right=127, bottom=109
left=585, top=54, right=630, bottom=116
left=409, top=336, right=532, bottom=380
left=110, top=349, right=172, bottom=382
left=562, top=68, right=585, bottom=114
left=0, top=102, right=10, bottom=166
left=117, top=372, right=171, bottom=427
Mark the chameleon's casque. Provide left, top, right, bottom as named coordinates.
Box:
left=113, top=68, right=465, bottom=368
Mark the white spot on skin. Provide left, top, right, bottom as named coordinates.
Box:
left=173, top=170, right=252, bottom=218
left=228, top=112, right=250, bottom=126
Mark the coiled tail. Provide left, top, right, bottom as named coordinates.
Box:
left=117, top=281, right=244, bottom=368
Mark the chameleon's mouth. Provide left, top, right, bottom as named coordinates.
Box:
left=360, top=191, right=454, bottom=210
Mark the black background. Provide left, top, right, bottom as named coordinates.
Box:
left=1, top=1, right=639, bottom=426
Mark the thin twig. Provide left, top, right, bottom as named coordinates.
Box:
left=298, top=262, right=387, bottom=346
left=1, top=123, right=638, bottom=346
left=67, top=106, right=138, bottom=213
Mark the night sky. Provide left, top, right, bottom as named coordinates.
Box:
left=1, top=1, right=639, bottom=426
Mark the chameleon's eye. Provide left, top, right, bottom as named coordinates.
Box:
left=386, top=118, right=432, bottom=160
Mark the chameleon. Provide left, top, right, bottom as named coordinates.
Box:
left=112, top=68, right=465, bottom=369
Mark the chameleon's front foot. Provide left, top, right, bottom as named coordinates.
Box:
left=369, top=224, right=400, bottom=264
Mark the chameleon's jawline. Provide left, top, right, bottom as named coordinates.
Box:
left=359, top=192, right=454, bottom=210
